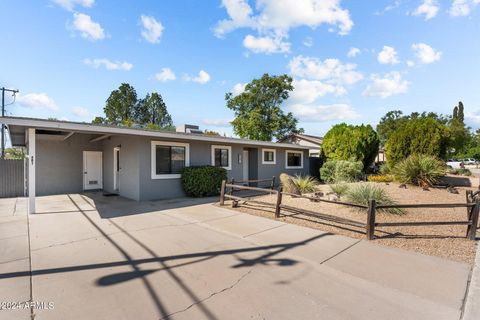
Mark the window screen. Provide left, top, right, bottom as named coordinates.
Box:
left=214, top=148, right=229, bottom=167
left=287, top=152, right=302, bottom=167
left=156, top=146, right=185, bottom=174
left=264, top=151, right=274, bottom=162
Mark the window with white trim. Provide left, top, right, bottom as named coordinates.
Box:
left=285, top=150, right=303, bottom=169
left=262, top=148, right=276, bottom=164
left=151, top=141, right=190, bottom=179
left=211, top=145, right=232, bottom=170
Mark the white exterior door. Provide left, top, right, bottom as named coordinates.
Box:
left=243, top=150, right=249, bottom=182
left=83, top=151, right=103, bottom=190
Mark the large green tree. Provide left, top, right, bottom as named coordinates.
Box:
left=321, top=123, right=380, bottom=169
left=225, top=73, right=303, bottom=141
left=376, top=110, right=407, bottom=147
left=449, top=101, right=469, bottom=154
left=134, top=92, right=173, bottom=129
left=385, top=117, right=450, bottom=165
left=104, top=83, right=138, bottom=126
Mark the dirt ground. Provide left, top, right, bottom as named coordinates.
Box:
left=224, top=176, right=480, bottom=264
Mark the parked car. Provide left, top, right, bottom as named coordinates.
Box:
left=463, top=158, right=477, bottom=165
left=446, top=159, right=464, bottom=168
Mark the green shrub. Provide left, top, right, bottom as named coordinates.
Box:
left=321, top=123, right=380, bottom=169
left=393, top=154, right=445, bottom=187
left=292, top=175, right=318, bottom=194
left=385, top=117, right=449, bottom=166
left=367, top=174, right=394, bottom=183
left=379, top=163, right=390, bottom=174
left=329, top=183, right=349, bottom=197
left=448, top=168, right=472, bottom=176
left=320, top=160, right=363, bottom=183
left=181, top=166, right=227, bottom=197
left=345, top=184, right=405, bottom=215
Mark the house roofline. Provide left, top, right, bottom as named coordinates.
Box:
left=1, top=116, right=310, bottom=149
left=279, top=133, right=323, bottom=146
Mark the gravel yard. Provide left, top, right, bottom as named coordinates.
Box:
left=223, top=178, right=479, bottom=264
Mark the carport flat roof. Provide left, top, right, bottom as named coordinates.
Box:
left=1, top=116, right=310, bottom=149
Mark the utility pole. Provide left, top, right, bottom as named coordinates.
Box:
left=1, top=87, right=19, bottom=159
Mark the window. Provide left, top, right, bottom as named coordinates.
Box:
left=285, top=150, right=303, bottom=169
left=211, top=145, right=232, bottom=170
left=262, top=148, right=276, bottom=164
left=151, top=141, right=190, bottom=179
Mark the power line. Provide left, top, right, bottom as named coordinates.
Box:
left=1, top=87, right=19, bottom=159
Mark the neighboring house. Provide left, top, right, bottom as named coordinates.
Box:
left=1, top=117, right=309, bottom=213
left=279, top=133, right=323, bottom=157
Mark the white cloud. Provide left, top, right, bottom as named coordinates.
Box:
left=83, top=58, right=133, bottom=71
left=242, top=34, right=290, bottom=54
left=465, top=110, right=480, bottom=124
left=411, top=43, right=441, bottom=64
left=289, top=103, right=359, bottom=122
left=347, top=47, right=360, bottom=58
left=288, top=55, right=363, bottom=86
left=450, top=0, right=480, bottom=16
left=215, top=0, right=353, bottom=37
left=231, top=83, right=246, bottom=96
left=202, top=118, right=232, bottom=127
left=303, top=37, right=313, bottom=47
left=290, top=79, right=345, bottom=104
left=72, top=106, right=90, bottom=117
left=140, top=15, right=164, bottom=44
left=412, top=0, right=439, bottom=20
left=374, top=1, right=401, bottom=15
left=377, top=46, right=400, bottom=64
left=16, top=93, right=59, bottom=111
left=52, top=0, right=94, bottom=11
left=185, top=70, right=211, bottom=84
left=363, top=72, right=409, bottom=98
left=154, top=68, right=176, bottom=82
left=406, top=60, right=415, bottom=67
left=72, top=13, right=105, bottom=41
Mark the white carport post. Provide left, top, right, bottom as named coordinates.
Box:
left=27, top=128, right=35, bottom=214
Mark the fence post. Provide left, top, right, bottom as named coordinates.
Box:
left=366, top=199, right=376, bottom=240
left=271, top=176, right=276, bottom=190
left=468, top=199, right=479, bottom=240
left=229, top=178, right=235, bottom=196
left=275, top=188, right=283, bottom=218
left=466, top=190, right=473, bottom=220
left=220, top=180, right=226, bottom=206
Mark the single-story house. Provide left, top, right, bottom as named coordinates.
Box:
left=1, top=117, right=309, bottom=213
left=278, top=133, right=323, bottom=157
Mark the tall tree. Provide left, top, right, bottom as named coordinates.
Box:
left=225, top=73, right=303, bottom=141
left=449, top=101, right=468, bottom=154
left=134, top=92, right=173, bottom=128
left=104, top=83, right=137, bottom=125
left=376, top=110, right=406, bottom=147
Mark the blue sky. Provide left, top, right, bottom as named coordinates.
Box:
left=1, top=0, right=480, bottom=142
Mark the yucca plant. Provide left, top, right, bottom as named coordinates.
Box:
left=345, top=184, right=405, bottom=215
left=393, top=154, right=445, bottom=187
left=292, top=175, right=318, bottom=194
left=329, top=183, right=349, bottom=197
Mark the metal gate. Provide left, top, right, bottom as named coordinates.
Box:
left=0, top=159, right=25, bottom=198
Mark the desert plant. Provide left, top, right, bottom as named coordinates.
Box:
left=393, top=154, right=445, bottom=187
left=449, top=168, right=472, bottom=176
left=279, top=173, right=301, bottom=195
left=181, top=166, right=227, bottom=197
left=367, top=174, right=394, bottom=183
left=292, top=175, right=318, bottom=194
left=345, top=184, right=405, bottom=215
left=379, top=163, right=390, bottom=174
left=320, top=160, right=363, bottom=183
left=321, top=123, right=380, bottom=169
left=329, top=183, right=349, bottom=197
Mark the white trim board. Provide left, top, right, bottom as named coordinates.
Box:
left=285, top=150, right=304, bottom=169
left=151, top=141, right=190, bottom=179
left=262, top=148, right=276, bottom=165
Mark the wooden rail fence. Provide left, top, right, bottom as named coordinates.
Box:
left=219, top=180, right=480, bottom=241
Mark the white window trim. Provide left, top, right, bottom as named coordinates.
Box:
left=211, top=145, right=232, bottom=170
left=285, top=150, right=303, bottom=169
left=151, top=141, right=190, bottom=179
left=262, top=148, right=276, bottom=165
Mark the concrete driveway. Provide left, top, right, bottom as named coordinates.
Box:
left=0, top=193, right=472, bottom=320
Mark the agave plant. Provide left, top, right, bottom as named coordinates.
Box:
left=345, top=184, right=405, bottom=215
left=292, top=175, right=318, bottom=194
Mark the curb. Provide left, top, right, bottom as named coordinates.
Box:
left=462, top=241, right=480, bottom=319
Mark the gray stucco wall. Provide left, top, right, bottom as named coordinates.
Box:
left=35, top=133, right=102, bottom=196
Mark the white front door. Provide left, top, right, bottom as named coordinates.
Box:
left=243, top=150, right=249, bottom=182
left=83, top=151, right=103, bottom=190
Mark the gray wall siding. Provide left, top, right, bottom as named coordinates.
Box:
left=102, top=135, right=140, bottom=200
left=256, top=148, right=309, bottom=183
left=35, top=134, right=102, bottom=196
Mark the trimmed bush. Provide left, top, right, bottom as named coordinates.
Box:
left=280, top=173, right=301, bottom=195
left=385, top=117, right=449, bottom=166
left=321, top=123, right=380, bottom=169
left=181, top=166, right=227, bottom=197
left=345, top=184, right=405, bottom=215
left=393, top=154, right=445, bottom=187
left=367, top=174, right=394, bottom=183
left=320, top=160, right=363, bottom=183
left=329, top=183, right=349, bottom=197
left=292, top=175, right=318, bottom=194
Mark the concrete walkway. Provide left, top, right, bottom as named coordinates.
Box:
left=0, top=193, right=473, bottom=320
